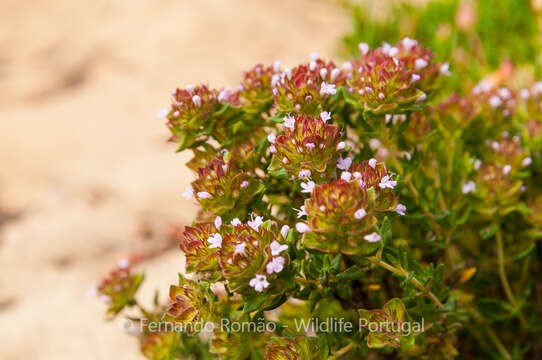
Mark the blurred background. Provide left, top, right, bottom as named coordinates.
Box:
left=1, top=0, right=541, bottom=358
left=0, top=0, right=349, bottom=359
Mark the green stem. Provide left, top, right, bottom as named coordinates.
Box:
left=470, top=309, right=512, bottom=360
left=495, top=229, right=528, bottom=329
left=328, top=342, right=356, bottom=360
left=369, top=256, right=443, bottom=308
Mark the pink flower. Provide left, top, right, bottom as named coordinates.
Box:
left=182, top=186, right=194, bottom=199
left=208, top=233, right=223, bottom=248
left=395, top=204, right=406, bottom=216
left=300, top=181, right=315, bottom=193
left=197, top=191, right=212, bottom=199
left=364, top=232, right=381, bottom=243
left=320, top=82, right=337, bottom=96
left=234, top=242, right=246, bottom=255
left=241, top=180, right=249, bottom=188
left=280, top=225, right=290, bottom=239
left=358, top=42, right=370, bottom=55
left=337, top=141, right=346, bottom=151
left=248, top=215, right=264, bottom=231
left=267, top=133, right=276, bottom=143
left=214, top=216, right=222, bottom=229
left=192, top=95, right=202, bottom=107
left=266, top=257, right=285, bottom=274
left=249, top=274, right=270, bottom=292
left=320, top=111, right=332, bottom=122
left=298, top=169, right=312, bottom=178
left=337, top=157, right=352, bottom=170
left=270, top=240, right=288, bottom=256
left=296, top=222, right=311, bottom=233
left=283, top=115, right=296, bottom=130
left=341, top=171, right=352, bottom=181
left=368, top=158, right=377, bottom=169
left=379, top=175, right=397, bottom=189
left=231, top=218, right=242, bottom=226
left=354, top=208, right=367, bottom=219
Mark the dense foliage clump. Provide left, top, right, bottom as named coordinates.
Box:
left=96, top=21, right=542, bottom=360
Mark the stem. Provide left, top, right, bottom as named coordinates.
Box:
left=295, top=277, right=320, bottom=286
left=470, top=309, right=512, bottom=360
left=369, top=256, right=443, bottom=308
left=328, top=342, right=356, bottom=360
left=495, top=229, right=528, bottom=329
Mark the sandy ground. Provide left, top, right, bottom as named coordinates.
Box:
left=0, top=0, right=350, bottom=358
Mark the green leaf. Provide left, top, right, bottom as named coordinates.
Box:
left=337, top=265, right=366, bottom=280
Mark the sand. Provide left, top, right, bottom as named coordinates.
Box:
left=0, top=0, right=350, bottom=358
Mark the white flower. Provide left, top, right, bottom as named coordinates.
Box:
left=330, top=68, right=341, bottom=81
left=474, top=159, right=482, bottom=170
left=118, top=259, right=130, bottom=269
left=208, top=233, right=223, bottom=248
left=271, top=74, right=280, bottom=87
left=358, top=42, right=370, bottom=55
left=411, top=74, right=421, bottom=82
left=234, top=242, right=246, bottom=255
left=417, top=92, right=427, bottom=102
left=342, top=61, right=353, bottom=71
left=248, top=215, right=264, bottom=231
left=519, top=88, right=530, bottom=99
left=491, top=141, right=500, bottom=151
left=309, top=61, right=317, bottom=71
left=273, top=60, right=281, bottom=72
left=241, top=180, right=249, bottom=188
left=282, top=157, right=289, bottom=164
left=214, top=216, right=222, bottom=229
left=440, top=62, right=451, bottom=76
left=415, top=58, right=428, bottom=69
left=337, top=141, right=346, bottom=151
left=320, top=68, right=328, bottom=79
left=385, top=114, right=392, bottom=124
left=197, top=191, right=212, bottom=199
left=533, top=81, right=542, bottom=95
left=498, top=88, right=511, bottom=99
left=294, top=205, right=307, bottom=218
left=300, top=181, right=315, bottom=193
left=353, top=171, right=362, bottom=179
left=503, top=164, right=512, bottom=175
left=266, top=256, right=285, bottom=274
left=462, top=181, right=476, bottom=194
left=284, top=68, right=292, bottom=80
left=401, top=37, right=418, bottom=51
left=218, top=88, right=231, bottom=102
left=341, top=171, right=352, bottom=181
left=270, top=240, right=288, bottom=256
left=283, top=115, right=296, bottom=130
left=298, top=169, right=311, bottom=178
left=337, top=157, right=352, bottom=170
left=296, top=222, right=311, bottom=233
left=192, top=95, right=202, bottom=107
left=320, top=82, right=337, bottom=96
left=395, top=204, right=406, bottom=216
left=368, top=158, right=378, bottom=169
left=267, top=133, right=276, bottom=143
left=522, top=157, right=532, bottom=167
left=156, top=108, right=168, bottom=119
left=379, top=175, right=397, bottom=189
left=369, top=138, right=381, bottom=149
left=354, top=208, right=367, bottom=219
left=320, top=111, right=331, bottom=122
left=249, top=274, right=270, bottom=292
left=305, top=143, right=316, bottom=150
left=269, top=145, right=277, bottom=153
left=280, top=225, right=290, bottom=239
left=488, top=96, right=503, bottom=108
left=364, top=232, right=381, bottom=243
left=182, top=186, right=194, bottom=199
left=231, top=218, right=242, bottom=226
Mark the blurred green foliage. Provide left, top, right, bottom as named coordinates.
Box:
left=343, top=0, right=542, bottom=91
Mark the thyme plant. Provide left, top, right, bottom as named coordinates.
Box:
left=96, top=38, right=542, bottom=359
